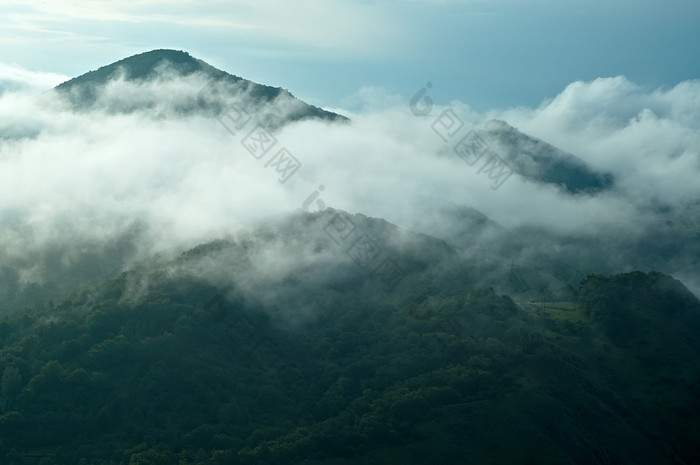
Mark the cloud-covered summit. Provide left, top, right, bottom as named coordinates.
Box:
left=51, top=49, right=344, bottom=125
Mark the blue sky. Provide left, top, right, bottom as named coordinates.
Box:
left=0, top=0, right=699, bottom=110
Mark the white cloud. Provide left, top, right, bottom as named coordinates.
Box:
left=495, top=76, right=700, bottom=205
left=0, top=62, right=68, bottom=94
left=0, top=68, right=698, bottom=301
left=2, top=71, right=698, bottom=241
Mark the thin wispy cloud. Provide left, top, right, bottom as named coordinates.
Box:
left=0, top=0, right=402, bottom=55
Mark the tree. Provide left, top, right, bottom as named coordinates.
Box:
left=1, top=366, right=22, bottom=411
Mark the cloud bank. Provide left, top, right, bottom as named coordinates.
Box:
left=0, top=66, right=698, bottom=308
left=0, top=62, right=68, bottom=95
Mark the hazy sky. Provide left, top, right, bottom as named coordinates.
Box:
left=1, top=0, right=699, bottom=110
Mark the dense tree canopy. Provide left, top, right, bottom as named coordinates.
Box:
left=0, top=263, right=698, bottom=464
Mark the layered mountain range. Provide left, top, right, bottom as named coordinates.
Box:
left=0, top=50, right=698, bottom=464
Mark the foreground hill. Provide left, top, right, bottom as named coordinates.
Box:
left=0, top=209, right=698, bottom=465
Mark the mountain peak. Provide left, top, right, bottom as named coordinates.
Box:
left=55, top=49, right=226, bottom=91
left=51, top=49, right=345, bottom=123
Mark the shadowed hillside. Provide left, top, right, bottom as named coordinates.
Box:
left=1, top=214, right=698, bottom=464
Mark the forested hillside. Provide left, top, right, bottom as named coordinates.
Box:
left=1, top=256, right=698, bottom=464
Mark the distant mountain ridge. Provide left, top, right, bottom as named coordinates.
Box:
left=52, top=50, right=610, bottom=194
left=480, top=120, right=614, bottom=194
left=53, top=49, right=345, bottom=124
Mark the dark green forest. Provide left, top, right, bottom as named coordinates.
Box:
left=1, top=257, right=698, bottom=464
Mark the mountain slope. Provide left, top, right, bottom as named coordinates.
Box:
left=481, top=119, right=614, bottom=194
left=0, top=235, right=698, bottom=465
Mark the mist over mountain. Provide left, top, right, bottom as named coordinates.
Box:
left=0, top=48, right=696, bottom=321
left=0, top=231, right=698, bottom=464
left=479, top=119, right=614, bottom=194
left=0, top=50, right=699, bottom=464
left=51, top=49, right=344, bottom=125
